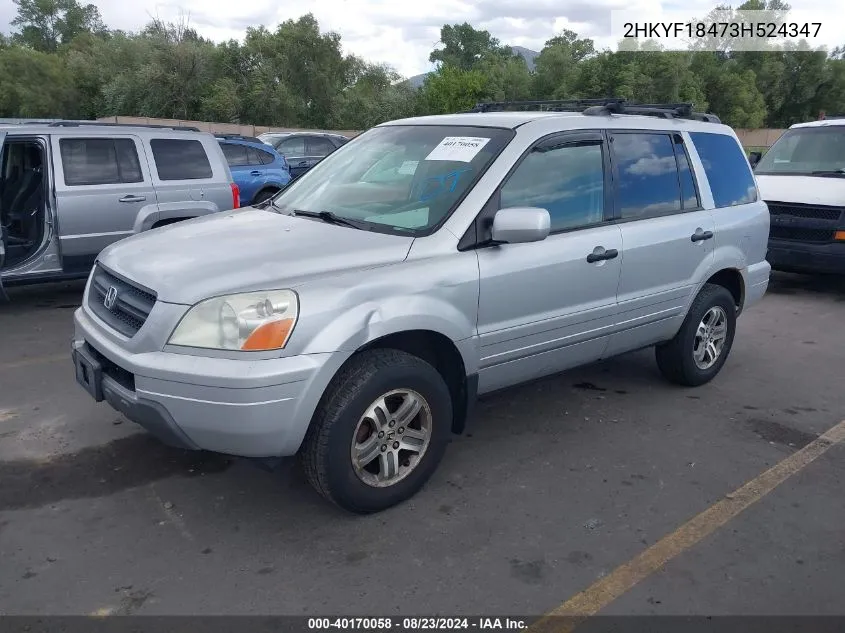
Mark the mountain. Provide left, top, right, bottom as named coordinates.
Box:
left=403, top=45, right=540, bottom=89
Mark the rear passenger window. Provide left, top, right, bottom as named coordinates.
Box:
left=150, top=139, right=213, bottom=181
left=674, top=134, right=700, bottom=209
left=254, top=148, right=275, bottom=165
left=612, top=133, right=681, bottom=219
left=500, top=140, right=605, bottom=232
left=220, top=142, right=249, bottom=167
left=60, top=138, right=143, bottom=186
left=689, top=132, right=757, bottom=207
left=308, top=137, right=336, bottom=157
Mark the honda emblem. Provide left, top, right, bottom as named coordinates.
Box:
left=103, top=286, right=119, bottom=310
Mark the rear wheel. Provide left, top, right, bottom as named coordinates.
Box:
left=252, top=188, right=278, bottom=205
left=655, top=283, right=737, bottom=387
left=300, top=349, right=452, bottom=513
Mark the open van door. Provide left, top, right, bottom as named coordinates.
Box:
left=0, top=131, right=8, bottom=300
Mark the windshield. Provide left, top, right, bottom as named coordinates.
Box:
left=755, top=126, right=845, bottom=175
left=269, top=124, right=515, bottom=235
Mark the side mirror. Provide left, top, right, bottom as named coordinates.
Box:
left=748, top=151, right=762, bottom=168
left=491, top=207, right=551, bottom=244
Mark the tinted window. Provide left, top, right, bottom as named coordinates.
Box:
left=308, top=137, right=337, bottom=156
left=220, top=142, right=249, bottom=166
left=150, top=139, right=213, bottom=181
left=60, top=138, right=142, bottom=186
left=255, top=148, right=275, bottom=165
left=501, top=141, right=605, bottom=231
left=613, top=133, right=681, bottom=219
left=276, top=136, right=306, bottom=155
left=689, top=132, right=757, bottom=207
left=674, top=135, right=700, bottom=209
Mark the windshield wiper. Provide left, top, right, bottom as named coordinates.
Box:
left=811, top=169, right=845, bottom=177
left=291, top=209, right=371, bottom=230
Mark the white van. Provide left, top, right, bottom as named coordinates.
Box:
left=752, top=116, right=845, bottom=274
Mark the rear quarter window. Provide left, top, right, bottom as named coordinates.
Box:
left=150, top=138, right=213, bottom=181
left=688, top=132, right=757, bottom=208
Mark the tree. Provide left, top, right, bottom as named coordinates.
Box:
left=0, top=45, right=77, bottom=116
left=420, top=65, right=487, bottom=113
left=11, top=0, right=105, bottom=52
left=533, top=30, right=596, bottom=98
left=429, top=23, right=511, bottom=70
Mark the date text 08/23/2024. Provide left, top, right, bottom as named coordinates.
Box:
left=307, top=618, right=528, bottom=630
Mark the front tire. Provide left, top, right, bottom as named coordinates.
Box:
left=655, top=283, right=737, bottom=387
left=300, top=349, right=453, bottom=513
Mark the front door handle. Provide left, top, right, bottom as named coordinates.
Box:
left=691, top=229, right=714, bottom=242
left=297, top=161, right=308, bottom=166
left=586, top=247, right=619, bottom=263
left=250, top=170, right=261, bottom=176
left=119, top=194, right=146, bottom=203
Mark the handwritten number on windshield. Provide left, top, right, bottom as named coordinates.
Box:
left=416, top=167, right=472, bottom=202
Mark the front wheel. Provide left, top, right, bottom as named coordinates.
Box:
left=655, top=283, right=737, bottom=387
left=300, top=349, right=453, bottom=513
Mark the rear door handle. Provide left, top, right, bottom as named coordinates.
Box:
left=586, top=248, right=619, bottom=263
left=250, top=170, right=261, bottom=176
left=119, top=195, right=146, bottom=203
left=691, top=230, right=714, bottom=242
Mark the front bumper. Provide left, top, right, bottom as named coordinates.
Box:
left=767, top=239, right=845, bottom=274
left=72, top=307, right=348, bottom=457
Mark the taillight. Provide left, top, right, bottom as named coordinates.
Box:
left=231, top=183, right=240, bottom=209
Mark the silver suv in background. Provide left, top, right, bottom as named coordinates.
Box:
left=0, top=121, right=238, bottom=295
left=72, top=100, right=771, bottom=514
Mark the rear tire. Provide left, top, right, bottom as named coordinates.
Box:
left=252, top=189, right=278, bottom=205
left=300, top=349, right=452, bottom=514
left=655, top=283, right=737, bottom=387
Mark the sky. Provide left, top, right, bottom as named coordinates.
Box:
left=0, top=0, right=839, bottom=79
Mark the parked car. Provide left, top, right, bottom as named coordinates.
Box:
left=217, top=134, right=291, bottom=206
left=0, top=121, right=238, bottom=294
left=258, top=132, right=349, bottom=179
left=72, top=100, right=770, bottom=514
left=751, top=115, right=845, bottom=274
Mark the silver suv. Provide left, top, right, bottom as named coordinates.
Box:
left=71, top=100, right=771, bottom=513
left=0, top=121, right=238, bottom=296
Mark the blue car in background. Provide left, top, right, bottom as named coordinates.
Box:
left=216, top=135, right=292, bottom=206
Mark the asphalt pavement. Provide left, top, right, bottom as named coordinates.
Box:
left=0, top=272, right=843, bottom=617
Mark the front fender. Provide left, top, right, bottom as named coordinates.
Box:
left=300, top=295, right=479, bottom=375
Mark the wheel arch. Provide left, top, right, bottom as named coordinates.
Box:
left=356, top=330, right=475, bottom=435
left=704, top=267, right=745, bottom=313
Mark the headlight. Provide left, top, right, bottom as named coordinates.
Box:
left=168, top=290, right=299, bottom=351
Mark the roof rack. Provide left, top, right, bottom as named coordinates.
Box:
left=214, top=133, right=265, bottom=143
left=470, top=98, right=721, bottom=123
left=47, top=121, right=202, bottom=132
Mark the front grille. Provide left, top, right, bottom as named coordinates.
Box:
left=766, top=202, right=843, bottom=222
left=769, top=226, right=835, bottom=243
left=88, top=265, right=157, bottom=338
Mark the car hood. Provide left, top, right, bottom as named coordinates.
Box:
left=97, top=208, right=414, bottom=305
left=756, top=174, right=845, bottom=206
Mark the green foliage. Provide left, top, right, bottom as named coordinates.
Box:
left=2, top=2, right=845, bottom=130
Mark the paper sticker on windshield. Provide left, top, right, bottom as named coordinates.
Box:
left=398, top=160, right=418, bottom=175
left=425, top=137, right=490, bottom=162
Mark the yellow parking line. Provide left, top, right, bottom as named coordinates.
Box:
left=530, top=418, right=845, bottom=633
left=0, top=353, right=67, bottom=372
